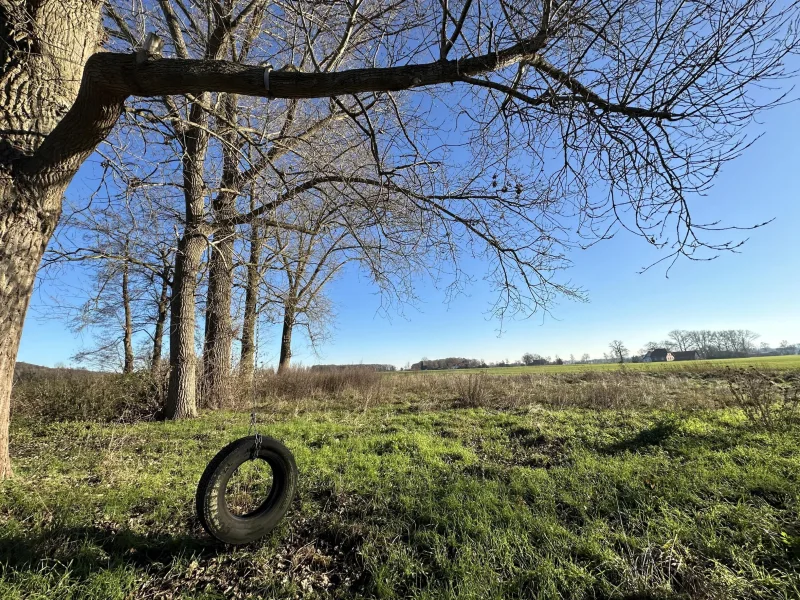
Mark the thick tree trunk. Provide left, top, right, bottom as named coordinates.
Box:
left=0, top=0, right=104, bottom=478
left=0, top=197, right=61, bottom=477
left=277, top=301, right=296, bottom=375
left=202, top=93, right=239, bottom=409
left=164, top=233, right=204, bottom=419
left=239, top=219, right=261, bottom=380
left=121, top=261, right=134, bottom=374
left=151, top=266, right=170, bottom=373
left=202, top=227, right=234, bottom=408
left=165, top=90, right=212, bottom=419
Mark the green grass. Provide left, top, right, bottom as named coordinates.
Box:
left=2, top=403, right=799, bottom=599
left=397, top=355, right=800, bottom=375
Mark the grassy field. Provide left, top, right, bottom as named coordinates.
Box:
left=2, top=369, right=799, bottom=599
left=398, top=355, right=800, bottom=375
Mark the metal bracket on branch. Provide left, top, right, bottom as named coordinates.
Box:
left=136, top=33, right=164, bottom=64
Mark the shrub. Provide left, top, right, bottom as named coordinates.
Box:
left=723, top=368, right=800, bottom=430
left=454, top=374, right=488, bottom=407
left=11, top=368, right=166, bottom=423
left=253, top=366, right=383, bottom=405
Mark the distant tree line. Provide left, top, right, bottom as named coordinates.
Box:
left=409, top=358, right=486, bottom=371
left=311, top=364, right=396, bottom=372
left=639, top=330, right=798, bottom=360
left=12, top=362, right=97, bottom=384
left=405, top=331, right=799, bottom=372
left=408, top=355, right=576, bottom=371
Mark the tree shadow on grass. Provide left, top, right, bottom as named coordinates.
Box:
left=0, top=503, right=370, bottom=597
left=0, top=524, right=221, bottom=575
left=600, top=420, right=680, bottom=455
left=599, top=417, right=753, bottom=456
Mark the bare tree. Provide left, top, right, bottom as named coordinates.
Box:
left=521, top=352, right=536, bottom=366
left=668, top=330, right=693, bottom=352
left=580, top=353, right=590, bottom=364
left=42, top=188, right=176, bottom=373
left=1, top=0, right=798, bottom=476
left=642, top=340, right=674, bottom=353
left=266, top=228, right=341, bottom=375
left=239, top=195, right=264, bottom=381
left=609, top=340, right=628, bottom=364
left=687, top=330, right=718, bottom=359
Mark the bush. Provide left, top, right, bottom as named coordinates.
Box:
left=723, top=368, right=800, bottom=430
left=454, top=374, right=488, bottom=407
left=253, top=366, right=383, bottom=405
left=11, top=368, right=166, bottom=423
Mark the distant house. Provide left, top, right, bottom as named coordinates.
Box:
left=643, top=349, right=698, bottom=362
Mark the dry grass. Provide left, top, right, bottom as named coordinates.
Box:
left=723, top=368, right=800, bottom=430
left=11, top=363, right=798, bottom=425
left=10, top=367, right=167, bottom=423
left=385, top=368, right=733, bottom=412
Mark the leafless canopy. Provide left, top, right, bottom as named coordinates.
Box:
left=89, top=0, right=800, bottom=321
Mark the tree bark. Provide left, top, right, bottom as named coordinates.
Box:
left=202, top=94, right=238, bottom=409
left=163, top=82, right=213, bottom=418
left=151, top=264, right=170, bottom=373
left=0, top=195, right=62, bottom=478
left=277, top=299, right=296, bottom=375
left=202, top=228, right=234, bottom=408
left=121, top=260, right=134, bottom=373
left=0, top=0, right=104, bottom=478
left=240, top=218, right=261, bottom=380
left=164, top=233, right=204, bottom=419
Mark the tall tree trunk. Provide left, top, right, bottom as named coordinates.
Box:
left=277, top=299, right=296, bottom=374
left=164, top=96, right=212, bottom=419
left=240, top=219, right=261, bottom=380
left=0, top=0, right=104, bottom=478
left=165, top=233, right=204, bottom=419
left=202, top=228, right=234, bottom=408
left=202, top=93, right=239, bottom=409
left=121, top=261, right=134, bottom=373
left=151, top=265, right=170, bottom=373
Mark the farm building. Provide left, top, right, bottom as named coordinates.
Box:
left=642, top=349, right=698, bottom=362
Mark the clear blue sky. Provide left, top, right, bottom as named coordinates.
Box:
left=18, top=98, right=800, bottom=369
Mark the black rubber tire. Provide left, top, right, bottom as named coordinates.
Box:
left=195, top=435, right=298, bottom=545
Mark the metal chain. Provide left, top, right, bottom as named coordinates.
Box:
left=248, top=286, right=262, bottom=460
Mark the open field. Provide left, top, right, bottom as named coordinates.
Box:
left=397, top=355, right=800, bottom=375
left=2, top=367, right=799, bottom=599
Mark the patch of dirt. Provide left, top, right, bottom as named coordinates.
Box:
left=436, top=427, right=459, bottom=439
left=270, top=517, right=369, bottom=597
left=554, top=500, right=586, bottom=528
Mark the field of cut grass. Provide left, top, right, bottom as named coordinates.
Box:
left=398, top=355, right=800, bottom=375
left=2, top=393, right=799, bottom=599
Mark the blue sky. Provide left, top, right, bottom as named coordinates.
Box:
left=18, top=96, right=800, bottom=369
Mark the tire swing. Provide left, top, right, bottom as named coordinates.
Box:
left=195, top=433, right=298, bottom=545
left=195, top=316, right=297, bottom=544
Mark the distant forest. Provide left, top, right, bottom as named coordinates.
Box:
left=404, top=330, right=800, bottom=371
left=311, top=364, right=397, bottom=372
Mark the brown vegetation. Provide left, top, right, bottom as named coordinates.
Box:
left=13, top=365, right=799, bottom=427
